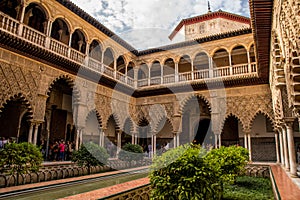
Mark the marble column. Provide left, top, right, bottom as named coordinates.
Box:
left=247, top=133, right=252, bottom=161
left=282, top=127, right=290, bottom=170
left=286, top=121, right=297, bottom=176
left=244, top=133, right=248, bottom=149
left=117, top=130, right=122, bottom=155
left=75, top=129, right=80, bottom=150
left=28, top=122, right=34, bottom=143
left=279, top=129, right=285, bottom=166
left=275, top=131, right=280, bottom=164
left=33, top=123, right=40, bottom=145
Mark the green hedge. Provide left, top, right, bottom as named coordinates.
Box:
left=118, top=143, right=144, bottom=162
left=72, top=142, right=109, bottom=174
left=150, top=144, right=249, bottom=200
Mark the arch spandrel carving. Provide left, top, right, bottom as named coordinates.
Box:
left=0, top=61, right=41, bottom=117
left=225, top=93, right=274, bottom=131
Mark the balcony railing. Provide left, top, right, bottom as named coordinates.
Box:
left=0, top=12, right=259, bottom=90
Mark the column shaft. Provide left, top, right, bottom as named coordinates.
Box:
left=244, top=134, right=248, bottom=149
left=275, top=132, right=280, bottom=163
left=28, top=123, right=34, bottom=143
left=282, top=127, right=290, bottom=170
left=286, top=123, right=297, bottom=176
left=279, top=131, right=285, bottom=166
left=33, top=123, right=40, bottom=145
left=247, top=133, right=252, bottom=161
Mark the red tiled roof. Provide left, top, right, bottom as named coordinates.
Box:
left=169, top=10, right=251, bottom=40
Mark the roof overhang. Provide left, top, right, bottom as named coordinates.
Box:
left=249, top=0, right=273, bottom=81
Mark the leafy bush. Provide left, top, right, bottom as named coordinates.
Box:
left=118, top=143, right=144, bottom=162
left=0, top=142, right=43, bottom=185
left=150, top=144, right=222, bottom=200
left=205, top=146, right=249, bottom=184
left=72, top=142, right=109, bottom=174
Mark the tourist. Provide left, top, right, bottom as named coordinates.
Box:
left=59, top=140, right=65, bottom=161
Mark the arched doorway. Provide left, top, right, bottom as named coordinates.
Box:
left=250, top=113, right=275, bottom=161
left=193, top=118, right=212, bottom=146
left=181, top=96, right=211, bottom=145
left=221, top=115, right=242, bottom=146
left=0, top=95, right=32, bottom=142
left=138, top=118, right=150, bottom=151
left=45, top=78, right=74, bottom=145
left=83, top=110, right=102, bottom=144
left=105, top=115, right=118, bottom=157
left=123, top=118, right=133, bottom=146
left=156, top=118, right=173, bottom=152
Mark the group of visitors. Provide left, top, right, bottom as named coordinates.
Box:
left=45, top=140, right=75, bottom=161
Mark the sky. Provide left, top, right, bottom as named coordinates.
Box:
left=71, top=0, right=250, bottom=50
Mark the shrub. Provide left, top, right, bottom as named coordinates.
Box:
left=72, top=142, right=109, bottom=174
left=118, top=143, right=144, bottom=162
left=205, top=145, right=249, bottom=184
left=150, top=144, right=222, bottom=200
left=0, top=142, right=43, bottom=185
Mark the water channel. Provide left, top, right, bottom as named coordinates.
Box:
left=0, top=169, right=148, bottom=200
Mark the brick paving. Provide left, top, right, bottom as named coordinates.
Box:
left=271, top=165, right=300, bottom=200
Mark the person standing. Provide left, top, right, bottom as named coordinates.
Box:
left=59, top=140, right=65, bottom=161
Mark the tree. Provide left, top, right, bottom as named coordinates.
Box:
left=0, top=142, right=43, bottom=185
left=72, top=142, right=109, bottom=174
left=118, top=143, right=144, bottom=162
left=150, top=144, right=222, bottom=200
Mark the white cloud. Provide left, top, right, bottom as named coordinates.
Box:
left=71, top=0, right=250, bottom=50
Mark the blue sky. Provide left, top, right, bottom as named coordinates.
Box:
left=71, top=0, right=250, bottom=50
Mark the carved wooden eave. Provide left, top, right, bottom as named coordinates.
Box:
left=249, top=0, right=273, bottom=81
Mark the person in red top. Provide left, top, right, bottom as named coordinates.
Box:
left=59, top=140, right=65, bottom=161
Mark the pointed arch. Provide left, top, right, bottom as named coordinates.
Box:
left=221, top=114, right=243, bottom=146
left=84, top=109, right=103, bottom=128
left=0, top=93, right=33, bottom=141
left=46, top=75, right=80, bottom=103
left=180, top=94, right=211, bottom=114
left=249, top=111, right=275, bottom=132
